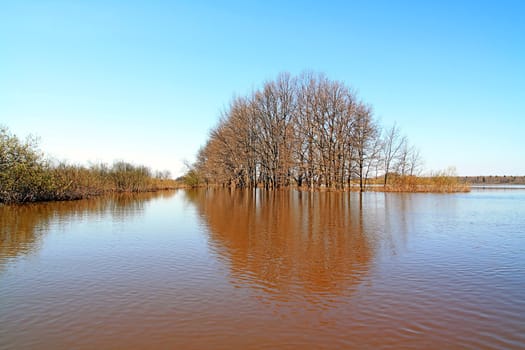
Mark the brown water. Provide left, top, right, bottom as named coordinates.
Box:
left=1, top=188, right=524, bottom=349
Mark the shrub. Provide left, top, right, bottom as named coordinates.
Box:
left=0, top=127, right=182, bottom=204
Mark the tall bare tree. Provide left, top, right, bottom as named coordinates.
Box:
left=192, top=72, right=419, bottom=192
left=351, top=104, right=379, bottom=192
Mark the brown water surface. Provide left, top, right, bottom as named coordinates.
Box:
left=1, top=188, right=524, bottom=349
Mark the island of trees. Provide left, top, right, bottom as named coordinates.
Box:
left=187, top=72, right=468, bottom=193
left=1, top=72, right=471, bottom=204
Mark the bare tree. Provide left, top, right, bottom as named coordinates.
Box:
left=382, top=123, right=406, bottom=186
left=408, top=146, right=423, bottom=176
left=251, top=73, right=297, bottom=189
left=351, top=104, right=379, bottom=192
left=192, top=72, right=419, bottom=192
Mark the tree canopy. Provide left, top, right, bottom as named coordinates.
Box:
left=192, top=72, right=421, bottom=191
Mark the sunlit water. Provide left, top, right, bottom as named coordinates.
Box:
left=1, top=188, right=524, bottom=349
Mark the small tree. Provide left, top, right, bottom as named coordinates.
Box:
left=382, top=123, right=405, bottom=185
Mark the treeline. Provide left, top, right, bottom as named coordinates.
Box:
left=0, top=126, right=180, bottom=204
left=460, top=176, right=525, bottom=185
left=191, top=72, right=452, bottom=191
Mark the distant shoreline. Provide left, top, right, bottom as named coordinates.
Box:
left=459, top=176, right=525, bottom=185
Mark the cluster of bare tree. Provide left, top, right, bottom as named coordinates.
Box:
left=193, top=72, right=422, bottom=191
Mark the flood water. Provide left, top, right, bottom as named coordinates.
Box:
left=1, top=188, right=524, bottom=349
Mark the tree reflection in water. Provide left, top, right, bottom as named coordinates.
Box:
left=186, top=188, right=374, bottom=306
left=0, top=191, right=176, bottom=267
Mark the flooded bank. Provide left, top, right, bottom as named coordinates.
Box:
left=1, top=188, right=524, bottom=349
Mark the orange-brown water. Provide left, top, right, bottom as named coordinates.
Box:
left=1, top=188, right=524, bottom=349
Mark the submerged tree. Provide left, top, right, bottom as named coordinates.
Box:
left=193, top=72, right=421, bottom=191
left=381, top=123, right=405, bottom=186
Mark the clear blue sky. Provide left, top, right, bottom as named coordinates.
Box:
left=1, top=1, right=524, bottom=176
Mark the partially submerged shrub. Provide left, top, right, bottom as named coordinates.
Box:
left=0, top=127, right=49, bottom=203
left=182, top=169, right=202, bottom=187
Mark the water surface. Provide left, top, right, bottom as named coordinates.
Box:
left=1, top=189, right=524, bottom=349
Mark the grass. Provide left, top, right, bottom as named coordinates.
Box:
left=379, top=173, right=470, bottom=193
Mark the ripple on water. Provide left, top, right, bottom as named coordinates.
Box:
left=1, top=189, right=524, bottom=349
